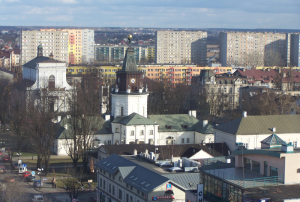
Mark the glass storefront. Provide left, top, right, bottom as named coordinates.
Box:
left=244, top=158, right=251, bottom=170
left=204, top=174, right=243, bottom=202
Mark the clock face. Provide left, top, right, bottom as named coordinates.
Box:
left=131, top=78, right=136, bottom=83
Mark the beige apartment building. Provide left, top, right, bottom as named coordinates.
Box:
left=21, top=29, right=69, bottom=65
left=220, top=32, right=287, bottom=67
left=155, top=31, right=207, bottom=66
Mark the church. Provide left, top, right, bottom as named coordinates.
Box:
left=23, top=44, right=72, bottom=112
left=92, top=37, right=214, bottom=148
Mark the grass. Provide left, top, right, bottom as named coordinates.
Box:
left=21, top=158, right=83, bottom=168
left=12, top=152, right=38, bottom=157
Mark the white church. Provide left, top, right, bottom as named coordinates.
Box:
left=23, top=44, right=72, bottom=112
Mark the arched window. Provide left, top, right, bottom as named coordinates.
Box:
left=49, top=75, right=55, bottom=89
left=121, top=107, right=124, bottom=116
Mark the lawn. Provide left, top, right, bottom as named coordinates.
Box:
left=21, top=157, right=83, bottom=169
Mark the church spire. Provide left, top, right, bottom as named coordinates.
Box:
left=37, top=43, right=43, bottom=57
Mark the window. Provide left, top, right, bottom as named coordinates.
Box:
left=264, top=161, right=268, bottom=176
left=244, top=158, right=251, bottom=170
left=49, top=75, right=55, bottom=89
left=108, top=140, right=111, bottom=145
left=270, top=166, right=278, bottom=176
left=109, top=183, right=111, bottom=193
left=187, top=138, right=190, bottom=144
left=103, top=180, right=106, bottom=189
left=131, top=131, right=134, bottom=136
left=119, top=189, right=122, bottom=199
left=150, top=130, right=153, bottom=135
left=126, top=194, right=129, bottom=202
left=121, top=107, right=124, bottom=116
left=115, top=128, right=119, bottom=133
left=130, top=196, right=133, bottom=202
left=140, top=130, right=144, bottom=135
left=252, top=160, right=260, bottom=173
left=113, top=185, right=115, bottom=195
left=100, top=178, right=102, bottom=187
left=182, top=138, right=185, bottom=144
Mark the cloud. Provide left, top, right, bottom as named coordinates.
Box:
left=60, top=0, right=77, bottom=4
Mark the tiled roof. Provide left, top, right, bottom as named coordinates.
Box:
left=96, top=120, right=113, bottom=134
left=112, top=113, right=157, bottom=126
left=215, top=114, right=300, bottom=135
left=148, top=114, right=211, bottom=133
left=23, top=56, right=65, bottom=69
left=261, top=133, right=287, bottom=146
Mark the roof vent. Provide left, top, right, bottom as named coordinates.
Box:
left=103, top=161, right=107, bottom=164
left=130, top=176, right=134, bottom=179
left=242, top=111, right=247, bottom=117
left=272, top=127, right=276, bottom=132
left=145, top=184, right=150, bottom=187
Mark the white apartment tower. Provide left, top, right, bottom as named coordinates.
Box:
left=81, top=29, right=95, bottom=64
left=220, top=32, right=287, bottom=67
left=155, top=31, right=207, bottom=65
left=21, top=30, right=69, bottom=65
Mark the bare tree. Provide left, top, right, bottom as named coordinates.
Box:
left=0, top=78, right=11, bottom=130
left=0, top=181, right=29, bottom=202
left=264, top=49, right=284, bottom=67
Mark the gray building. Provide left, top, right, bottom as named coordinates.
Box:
left=21, top=29, right=69, bottom=65
left=81, top=29, right=95, bottom=64
left=220, top=32, right=287, bottom=67
left=95, top=153, right=200, bottom=202
left=155, top=31, right=207, bottom=66
left=291, top=34, right=300, bottom=67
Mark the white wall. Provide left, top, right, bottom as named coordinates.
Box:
left=111, top=94, right=148, bottom=118
left=189, top=150, right=213, bottom=160
left=195, top=132, right=214, bottom=144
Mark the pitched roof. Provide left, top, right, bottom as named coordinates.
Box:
left=96, top=120, right=113, bottom=134
left=163, top=173, right=200, bottom=190
left=215, top=114, right=300, bottom=135
left=23, top=56, right=65, bottom=69
left=148, top=114, right=209, bottom=132
left=118, top=166, right=136, bottom=178
left=261, top=133, right=287, bottom=146
left=112, top=113, right=157, bottom=126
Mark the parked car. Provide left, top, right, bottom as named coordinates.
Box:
left=2, top=155, right=9, bottom=162
left=25, top=175, right=36, bottom=182
left=33, top=180, right=43, bottom=188
left=32, top=195, right=44, bottom=202
left=4, top=176, right=15, bottom=183
left=22, top=171, right=31, bottom=178
left=13, top=163, right=19, bottom=170
left=0, top=166, right=5, bottom=173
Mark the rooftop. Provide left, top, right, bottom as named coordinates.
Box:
left=23, top=56, right=65, bottom=69
left=215, top=114, right=300, bottom=135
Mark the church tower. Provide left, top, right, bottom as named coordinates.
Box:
left=111, top=35, right=148, bottom=118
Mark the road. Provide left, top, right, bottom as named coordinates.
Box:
left=0, top=152, right=96, bottom=202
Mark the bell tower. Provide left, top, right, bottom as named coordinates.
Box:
left=111, top=35, right=148, bottom=119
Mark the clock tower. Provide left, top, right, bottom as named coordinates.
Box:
left=111, top=35, right=148, bottom=119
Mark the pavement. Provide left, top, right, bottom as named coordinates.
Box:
left=2, top=151, right=96, bottom=202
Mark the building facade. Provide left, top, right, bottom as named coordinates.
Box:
left=21, top=29, right=69, bottom=65
left=291, top=34, right=300, bottom=67
left=220, top=32, right=287, bottom=67
left=155, top=31, right=207, bottom=66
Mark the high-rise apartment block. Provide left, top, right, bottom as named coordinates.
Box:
left=220, top=32, right=287, bottom=67
left=21, top=29, right=69, bottom=65
left=94, top=45, right=152, bottom=63
left=155, top=31, right=207, bottom=65
left=21, top=29, right=94, bottom=66
left=291, top=34, right=300, bottom=67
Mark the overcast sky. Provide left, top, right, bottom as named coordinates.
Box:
left=1, top=0, right=299, bottom=29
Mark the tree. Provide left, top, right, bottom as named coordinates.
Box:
left=264, top=49, right=284, bottom=67
left=0, top=78, right=11, bottom=130
left=8, top=81, right=28, bottom=155
left=60, top=167, right=86, bottom=200
left=0, top=182, right=29, bottom=202
left=26, top=89, right=61, bottom=175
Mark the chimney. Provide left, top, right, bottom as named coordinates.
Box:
left=243, top=68, right=246, bottom=72
left=203, top=120, right=208, bottom=127
left=133, top=149, right=137, bottom=155
left=272, top=127, right=276, bottom=133
left=104, top=114, right=110, bottom=121
left=64, top=124, right=68, bottom=130
left=283, top=73, right=286, bottom=78
left=57, top=116, right=61, bottom=123
left=188, top=110, right=197, bottom=118
left=242, top=111, right=247, bottom=117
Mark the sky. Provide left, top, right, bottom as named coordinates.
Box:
left=0, top=0, right=300, bottom=29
